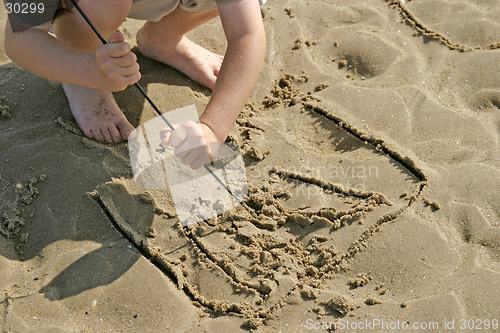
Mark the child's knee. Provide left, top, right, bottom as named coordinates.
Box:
left=89, top=0, right=132, bottom=30
left=62, top=0, right=132, bottom=33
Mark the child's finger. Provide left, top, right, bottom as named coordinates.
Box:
left=174, top=134, right=201, bottom=157
left=114, top=52, right=137, bottom=67
left=118, top=62, right=140, bottom=77
left=107, top=31, right=125, bottom=44
left=121, top=71, right=142, bottom=88
left=181, top=149, right=199, bottom=166
left=169, top=125, right=188, bottom=148
left=160, top=128, right=173, bottom=146
left=105, top=42, right=132, bottom=58
left=174, top=144, right=190, bottom=159
left=191, top=155, right=208, bottom=170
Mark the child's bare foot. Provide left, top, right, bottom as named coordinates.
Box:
left=62, top=83, right=135, bottom=143
left=136, top=27, right=223, bottom=90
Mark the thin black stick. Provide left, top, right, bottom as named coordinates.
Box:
left=68, top=0, right=257, bottom=218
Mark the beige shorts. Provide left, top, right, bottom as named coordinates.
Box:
left=129, top=0, right=267, bottom=22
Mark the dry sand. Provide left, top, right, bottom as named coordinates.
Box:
left=1, top=0, right=500, bottom=332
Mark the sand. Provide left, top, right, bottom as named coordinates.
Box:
left=1, top=0, right=500, bottom=332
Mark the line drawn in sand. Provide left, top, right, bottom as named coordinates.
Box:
left=94, top=77, right=427, bottom=327
left=388, top=0, right=500, bottom=51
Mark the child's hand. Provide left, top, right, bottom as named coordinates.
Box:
left=160, top=121, right=222, bottom=170
left=91, top=32, right=141, bottom=92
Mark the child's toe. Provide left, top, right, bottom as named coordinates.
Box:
left=116, top=119, right=135, bottom=141
left=90, top=128, right=105, bottom=142
left=108, top=125, right=122, bottom=143
left=81, top=127, right=93, bottom=139
left=101, top=128, right=114, bottom=143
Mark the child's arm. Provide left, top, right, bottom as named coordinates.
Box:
left=4, top=22, right=140, bottom=92
left=200, top=0, right=266, bottom=141
left=160, top=0, right=266, bottom=169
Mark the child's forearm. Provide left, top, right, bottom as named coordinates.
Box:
left=199, top=31, right=266, bottom=142
left=4, top=24, right=96, bottom=87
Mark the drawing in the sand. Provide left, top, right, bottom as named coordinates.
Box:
left=1, top=0, right=500, bottom=331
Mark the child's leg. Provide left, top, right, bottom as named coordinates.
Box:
left=136, top=7, right=223, bottom=90
left=52, top=0, right=135, bottom=143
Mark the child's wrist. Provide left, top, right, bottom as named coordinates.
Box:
left=199, top=121, right=226, bottom=143
left=86, top=54, right=103, bottom=90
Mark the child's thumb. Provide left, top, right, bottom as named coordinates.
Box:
left=107, top=31, right=125, bottom=44
left=160, top=128, right=173, bottom=146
